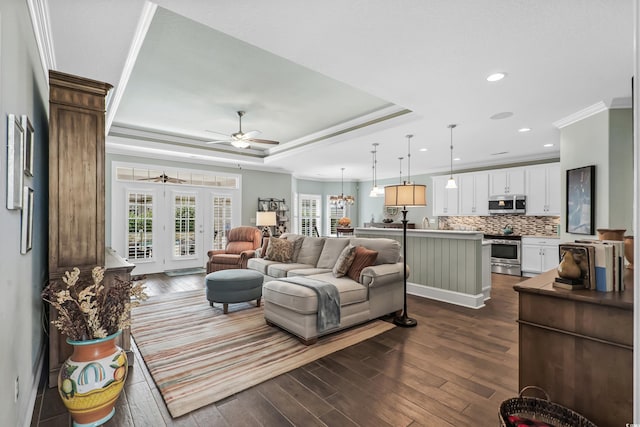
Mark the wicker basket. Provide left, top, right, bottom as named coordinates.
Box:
left=499, top=386, right=597, bottom=427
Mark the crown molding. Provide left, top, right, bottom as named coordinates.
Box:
left=552, top=101, right=608, bottom=129
left=610, top=96, right=632, bottom=109
left=27, top=0, right=56, bottom=84
left=106, top=1, right=157, bottom=132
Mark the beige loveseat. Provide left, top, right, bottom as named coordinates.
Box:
left=246, top=233, right=406, bottom=344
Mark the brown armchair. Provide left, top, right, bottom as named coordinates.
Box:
left=206, top=226, right=263, bottom=273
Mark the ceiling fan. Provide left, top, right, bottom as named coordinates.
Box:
left=206, top=111, right=280, bottom=148
left=136, top=173, right=186, bottom=184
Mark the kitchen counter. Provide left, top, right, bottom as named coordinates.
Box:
left=355, top=227, right=490, bottom=308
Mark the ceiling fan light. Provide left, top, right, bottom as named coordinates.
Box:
left=231, top=140, right=250, bottom=148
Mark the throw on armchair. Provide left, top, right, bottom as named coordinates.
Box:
left=206, top=226, right=263, bottom=273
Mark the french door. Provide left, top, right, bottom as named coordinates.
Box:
left=114, top=184, right=239, bottom=275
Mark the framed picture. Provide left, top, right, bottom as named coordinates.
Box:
left=566, top=165, right=595, bottom=235
left=21, top=186, right=33, bottom=254
left=21, top=115, right=34, bottom=176
left=6, top=114, right=24, bottom=209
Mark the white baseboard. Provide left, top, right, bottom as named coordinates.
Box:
left=407, top=282, right=486, bottom=309
left=482, top=286, right=492, bottom=301
left=23, top=343, right=45, bottom=427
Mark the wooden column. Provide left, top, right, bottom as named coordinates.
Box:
left=47, top=70, right=117, bottom=386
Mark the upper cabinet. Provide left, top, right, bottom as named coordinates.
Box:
left=525, top=163, right=561, bottom=216
left=432, top=175, right=459, bottom=216
left=459, top=172, right=489, bottom=215
left=489, top=167, right=526, bottom=196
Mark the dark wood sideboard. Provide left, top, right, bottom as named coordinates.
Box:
left=514, top=269, right=633, bottom=427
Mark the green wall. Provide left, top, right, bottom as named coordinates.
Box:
left=560, top=108, right=633, bottom=240
left=0, top=0, right=50, bottom=424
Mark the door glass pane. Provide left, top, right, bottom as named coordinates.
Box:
left=212, top=195, right=232, bottom=250
left=127, top=192, right=153, bottom=260
left=174, top=194, right=196, bottom=257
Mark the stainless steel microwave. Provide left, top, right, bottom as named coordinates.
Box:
left=488, top=195, right=526, bottom=214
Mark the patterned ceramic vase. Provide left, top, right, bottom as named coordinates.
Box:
left=58, top=330, right=128, bottom=427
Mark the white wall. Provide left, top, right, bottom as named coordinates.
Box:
left=0, top=0, right=49, bottom=425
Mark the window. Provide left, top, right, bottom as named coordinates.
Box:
left=298, top=194, right=321, bottom=237
left=327, top=200, right=346, bottom=236
left=127, top=192, right=153, bottom=260
left=211, top=195, right=232, bottom=249
left=116, top=167, right=239, bottom=189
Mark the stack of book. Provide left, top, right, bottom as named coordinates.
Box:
left=554, top=240, right=625, bottom=292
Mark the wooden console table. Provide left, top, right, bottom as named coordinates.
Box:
left=514, top=269, right=633, bottom=427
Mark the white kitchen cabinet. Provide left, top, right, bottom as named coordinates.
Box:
left=521, top=237, right=560, bottom=276
left=526, top=163, right=561, bottom=215
left=432, top=175, right=458, bottom=216
left=459, top=172, right=489, bottom=215
left=490, top=167, right=525, bottom=195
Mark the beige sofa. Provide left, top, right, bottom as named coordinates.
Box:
left=247, top=234, right=406, bottom=344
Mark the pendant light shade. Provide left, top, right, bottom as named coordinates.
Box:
left=446, top=124, right=458, bottom=189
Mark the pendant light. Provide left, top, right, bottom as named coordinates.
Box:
left=369, top=143, right=384, bottom=197
left=445, top=124, right=458, bottom=189
left=405, top=134, right=414, bottom=184
left=329, top=167, right=355, bottom=208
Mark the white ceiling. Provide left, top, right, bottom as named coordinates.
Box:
left=46, top=0, right=633, bottom=182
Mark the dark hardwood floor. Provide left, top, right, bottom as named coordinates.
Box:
left=31, top=272, right=525, bottom=426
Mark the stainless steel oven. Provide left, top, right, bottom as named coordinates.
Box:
left=484, top=234, right=522, bottom=276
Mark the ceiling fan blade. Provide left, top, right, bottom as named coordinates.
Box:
left=247, top=138, right=280, bottom=145
left=204, top=130, right=232, bottom=139
left=242, top=130, right=261, bottom=139
left=205, top=139, right=232, bottom=144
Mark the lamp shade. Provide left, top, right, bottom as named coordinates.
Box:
left=384, top=183, right=427, bottom=207
left=256, top=211, right=277, bottom=226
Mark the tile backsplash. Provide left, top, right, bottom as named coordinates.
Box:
left=438, top=215, right=560, bottom=237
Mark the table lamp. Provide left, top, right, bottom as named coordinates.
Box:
left=256, top=211, right=277, bottom=236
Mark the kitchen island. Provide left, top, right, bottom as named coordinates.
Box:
left=354, top=227, right=491, bottom=308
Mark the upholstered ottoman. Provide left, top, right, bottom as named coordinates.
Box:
left=205, top=269, right=264, bottom=313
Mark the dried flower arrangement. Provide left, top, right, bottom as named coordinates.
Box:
left=337, top=217, right=351, bottom=227
left=42, top=266, right=147, bottom=341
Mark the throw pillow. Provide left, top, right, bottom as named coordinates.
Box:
left=347, top=246, right=379, bottom=281
left=332, top=244, right=357, bottom=278
left=285, top=236, right=305, bottom=262
left=265, top=237, right=293, bottom=262
left=259, top=237, right=270, bottom=258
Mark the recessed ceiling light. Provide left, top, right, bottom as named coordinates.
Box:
left=543, top=143, right=554, bottom=148
left=518, top=127, right=531, bottom=133
left=419, top=148, right=428, bottom=152
left=487, top=72, right=506, bottom=82
left=490, top=112, right=514, bottom=120
left=453, top=157, right=461, bottom=161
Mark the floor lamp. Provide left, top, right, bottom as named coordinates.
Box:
left=384, top=181, right=426, bottom=327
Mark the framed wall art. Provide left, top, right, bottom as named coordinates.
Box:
left=21, top=115, right=34, bottom=176
left=6, top=114, right=24, bottom=209
left=566, top=165, right=595, bottom=235
left=21, top=186, right=33, bottom=254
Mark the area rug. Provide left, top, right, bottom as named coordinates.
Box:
left=130, top=289, right=395, bottom=418
left=164, top=267, right=206, bottom=277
